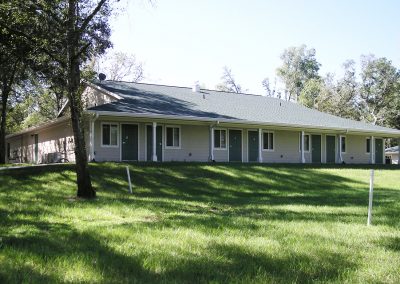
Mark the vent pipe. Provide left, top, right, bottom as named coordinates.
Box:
left=192, top=81, right=200, bottom=93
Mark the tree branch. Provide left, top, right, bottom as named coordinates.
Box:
left=79, top=0, right=107, bottom=35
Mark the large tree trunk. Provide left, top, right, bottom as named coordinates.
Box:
left=68, top=0, right=95, bottom=198
left=0, top=87, right=9, bottom=164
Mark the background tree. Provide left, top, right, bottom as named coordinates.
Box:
left=276, top=45, right=321, bottom=101
left=99, top=51, right=144, bottom=82
left=359, top=55, right=400, bottom=127
left=216, top=66, right=243, bottom=93
left=262, top=77, right=282, bottom=98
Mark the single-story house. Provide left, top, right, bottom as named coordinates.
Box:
left=385, top=146, right=399, bottom=164
left=6, top=80, right=400, bottom=164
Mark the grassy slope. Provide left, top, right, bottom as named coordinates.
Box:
left=0, top=163, right=399, bottom=283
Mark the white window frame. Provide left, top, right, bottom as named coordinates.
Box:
left=213, top=128, right=227, bottom=150
left=165, top=125, right=181, bottom=149
left=365, top=137, right=371, bottom=154
left=340, top=135, right=347, bottom=153
left=101, top=122, right=119, bottom=148
left=299, top=133, right=311, bottom=153
left=262, top=131, right=275, bottom=151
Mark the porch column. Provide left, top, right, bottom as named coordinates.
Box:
left=209, top=126, right=214, bottom=161
left=398, top=138, right=400, bottom=167
left=89, top=119, right=94, bottom=161
left=301, top=131, right=305, bottom=163
left=371, top=136, right=375, bottom=164
left=338, top=135, right=343, bottom=163
left=258, top=128, right=263, bottom=163
left=152, top=122, right=157, bottom=162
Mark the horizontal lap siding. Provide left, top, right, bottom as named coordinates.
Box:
left=164, top=125, right=209, bottom=162
left=342, top=135, right=372, bottom=164
left=262, top=130, right=301, bottom=163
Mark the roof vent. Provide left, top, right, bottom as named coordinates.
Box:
left=192, top=81, right=200, bottom=93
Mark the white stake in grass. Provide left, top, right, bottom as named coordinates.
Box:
left=367, top=169, right=374, bottom=226
left=126, top=166, right=132, bottom=194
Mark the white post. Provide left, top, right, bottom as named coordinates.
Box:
left=152, top=122, right=157, bottom=162
left=126, top=166, right=132, bottom=194
left=301, top=131, right=305, bottom=163
left=339, top=135, right=343, bottom=163
left=258, top=128, right=263, bottom=163
left=371, top=136, right=375, bottom=164
left=367, top=169, right=374, bottom=226
left=398, top=139, right=400, bottom=167
left=89, top=120, right=95, bottom=161
left=209, top=126, right=214, bottom=161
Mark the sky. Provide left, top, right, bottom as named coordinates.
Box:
left=108, top=0, right=400, bottom=95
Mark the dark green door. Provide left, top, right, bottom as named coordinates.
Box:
left=229, top=130, right=242, bottom=162
left=375, top=138, right=383, bottom=164
left=146, top=125, right=162, bottom=161
left=311, top=135, right=321, bottom=163
left=326, top=135, right=336, bottom=163
left=34, top=134, right=39, bottom=163
left=248, top=131, right=258, bottom=162
left=121, top=124, right=138, bottom=161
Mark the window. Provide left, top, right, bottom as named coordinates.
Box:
left=166, top=126, right=180, bottom=148
left=102, top=123, right=118, bottom=146
left=341, top=136, right=346, bottom=153
left=214, top=129, right=226, bottom=149
left=263, top=132, right=274, bottom=151
left=299, top=134, right=310, bottom=152
left=366, top=138, right=371, bottom=153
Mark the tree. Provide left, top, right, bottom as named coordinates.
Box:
left=100, top=51, right=144, bottom=82
left=276, top=45, right=321, bottom=101
left=0, top=7, right=31, bottom=164
left=216, top=66, right=243, bottom=93
left=359, top=55, right=400, bottom=127
left=262, top=77, right=282, bottom=98
left=0, top=0, right=115, bottom=198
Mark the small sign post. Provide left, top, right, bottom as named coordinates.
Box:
left=126, top=166, right=132, bottom=194
left=367, top=169, right=374, bottom=226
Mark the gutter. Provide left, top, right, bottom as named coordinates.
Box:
left=85, top=110, right=400, bottom=137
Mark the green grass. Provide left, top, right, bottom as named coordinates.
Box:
left=0, top=163, right=399, bottom=283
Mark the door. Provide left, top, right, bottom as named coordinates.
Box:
left=311, top=135, right=321, bottom=163
left=375, top=138, right=383, bottom=164
left=121, top=124, right=138, bottom=161
left=326, top=135, right=336, bottom=164
left=248, top=131, right=258, bottom=162
left=229, top=130, right=242, bottom=162
left=146, top=125, right=162, bottom=161
left=34, top=134, right=39, bottom=163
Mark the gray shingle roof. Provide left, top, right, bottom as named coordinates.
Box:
left=88, top=80, right=400, bottom=136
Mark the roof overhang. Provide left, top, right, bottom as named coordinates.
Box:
left=86, top=110, right=400, bottom=138
left=6, top=116, right=70, bottom=139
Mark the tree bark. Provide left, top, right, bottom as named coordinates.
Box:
left=67, top=0, right=95, bottom=198
left=0, top=86, right=9, bottom=164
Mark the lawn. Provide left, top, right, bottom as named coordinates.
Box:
left=0, top=163, right=399, bottom=283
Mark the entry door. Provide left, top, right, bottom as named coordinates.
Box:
left=229, top=130, right=242, bottom=162
left=34, top=134, right=39, bottom=163
left=248, top=131, right=258, bottom=162
left=326, top=135, right=336, bottom=164
left=375, top=138, right=383, bottom=164
left=121, top=124, right=138, bottom=161
left=146, top=125, right=163, bottom=161
left=311, top=135, right=321, bottom=163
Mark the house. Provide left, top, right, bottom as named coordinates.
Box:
left=385, top=146, right=399, bottom=164
left=6, top=80, right=400, bottom=164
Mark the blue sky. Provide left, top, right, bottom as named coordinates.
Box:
left=109, top=0, right=400, bottom=95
